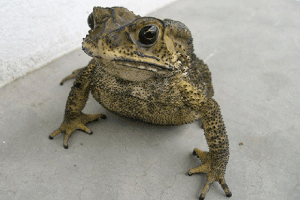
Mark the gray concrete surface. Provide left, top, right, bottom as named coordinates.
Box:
left=1, top=0, right=300, bottom=199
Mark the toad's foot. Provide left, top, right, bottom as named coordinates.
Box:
left=60, top=68, right=83, bottom=85
left=49, top=112, right=106, bottom=149
left=188, top=148, right=232, bottom=200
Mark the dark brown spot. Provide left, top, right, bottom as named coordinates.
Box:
left=74, top=83, right=81, bottom=88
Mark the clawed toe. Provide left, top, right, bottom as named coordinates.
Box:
left=188, top=148, right=231, bottom=199
left=60, top=68, right=83, bottom=85
left=193, top=150, right=197, bottom=156
left=49, top=112, right=106, bottom=148
left=226, top=192, right=232, bottom=197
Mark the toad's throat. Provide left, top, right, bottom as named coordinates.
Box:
left=112, top=58, right=173, bottom=72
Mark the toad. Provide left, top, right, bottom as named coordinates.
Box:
left=50, top=7, right=232, bottom=200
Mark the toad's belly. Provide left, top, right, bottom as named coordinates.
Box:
left=91, top=88, right=201, bottom=125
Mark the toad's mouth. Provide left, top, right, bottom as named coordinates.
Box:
left=112, top=58, right=173, bottom=73
left=98, top=57, right=173, bottom=81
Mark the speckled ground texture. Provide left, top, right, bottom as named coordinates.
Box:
left=1, top=0, right=300, bottom=199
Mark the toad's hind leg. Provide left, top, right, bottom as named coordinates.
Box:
left=60, top=59, right=96, bottom=85
left=60, top=68, right=83, bottom=85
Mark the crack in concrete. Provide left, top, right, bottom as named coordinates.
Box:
left=158, top=172, right=182, bottom=200
left=257, top=159, right=264, bottom=192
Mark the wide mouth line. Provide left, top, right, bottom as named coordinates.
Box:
left=113, top=58, right=173, bottom=71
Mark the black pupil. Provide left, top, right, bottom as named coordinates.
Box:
left=88, top=13, right=94, bottom=29
left=139, top=25, right=158, bottom=45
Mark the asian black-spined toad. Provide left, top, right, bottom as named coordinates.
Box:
left=50, top=7, right=232, bottom=199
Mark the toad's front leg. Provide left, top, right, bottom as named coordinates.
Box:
left=176, top=79, right=232, bottom=199
left=188, top=147, right=231, bottom=200
left=49, top=65, right=106, bottom=149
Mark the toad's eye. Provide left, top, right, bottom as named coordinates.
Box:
left=87, top=13, right=94, bottom=29
left=138, top=25, right=158, bottom=46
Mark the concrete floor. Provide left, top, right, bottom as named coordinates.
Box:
left=1, top=0, right=300, bottom=199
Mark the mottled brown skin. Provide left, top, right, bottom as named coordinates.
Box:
left=50, top=7, right=232, bottom=199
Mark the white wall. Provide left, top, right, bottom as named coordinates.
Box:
left=0, top=0, right=177, bottom=87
